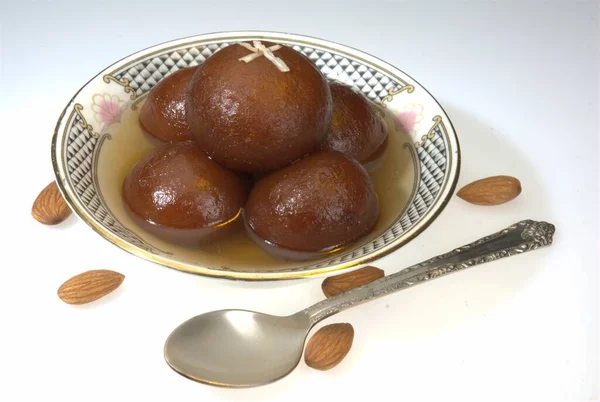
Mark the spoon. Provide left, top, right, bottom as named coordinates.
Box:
left=164, top=219, right=554, bottom=387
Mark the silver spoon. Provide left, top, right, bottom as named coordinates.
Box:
left=164, top=219, right=554, bottom=388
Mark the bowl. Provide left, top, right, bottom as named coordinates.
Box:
left=51, top=31, right=460, bottom=280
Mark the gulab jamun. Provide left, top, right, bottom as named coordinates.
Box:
left=320, top=82, right=388, bottom=165
left=123, top=141, right=249, bottom=244
left=139, top=66, right=196, bottom=143
left=186, top=41, right=332, bottom=173
left=244, top=151, right=379, bottom=258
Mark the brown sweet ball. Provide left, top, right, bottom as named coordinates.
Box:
left=320, top=82, right=388, bottom=165
left=139, top=66, right=196, bottom=143
left=186, top=41, right=332, bottom=173
left=244, top=151, right=379, bottom=259
left=122, top=141, right=249, bottom=244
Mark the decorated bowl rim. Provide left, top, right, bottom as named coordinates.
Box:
left=51, top=30, right=461, bottom=280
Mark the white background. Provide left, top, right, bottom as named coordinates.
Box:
left=1, top=1, right=598, bottom=401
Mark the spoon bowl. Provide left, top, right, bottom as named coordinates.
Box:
left=165, top=310, right=311, bottom=387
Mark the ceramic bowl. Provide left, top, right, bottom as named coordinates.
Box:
left=51, top=31, right=460, bottom=280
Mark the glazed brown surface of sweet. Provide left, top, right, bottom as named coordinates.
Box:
left=139, top=66, right=196, bottom=143
left=123, top=141, right=248, bottom=243
left=245, top=151, right=379, bottom=253
left=320, top=82, right=388, bottom=165
left=187, top=42, right=332, bottom=173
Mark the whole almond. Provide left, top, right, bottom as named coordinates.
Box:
left=304, top=323, right=354, bottom=371
left=32, top=181, right=72, bottom=224
left=322, top=266, right=384, bottom=298
left=457, top=175, right=522, bottom=206
left=58, top=270, right=125, bottom=305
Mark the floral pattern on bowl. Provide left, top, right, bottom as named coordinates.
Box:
left=395, top=103, right=424, bottom=135
left=92, top=93, right=125, bottom=131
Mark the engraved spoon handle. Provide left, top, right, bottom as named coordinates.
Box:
left=301, top=220, right=555, bottom=325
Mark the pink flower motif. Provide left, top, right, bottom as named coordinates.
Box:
left=396, top=111, right=417, bottom=132
left=92, top=93, right=125, bottom=130
left=394, top=103, right=424, bottom=135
